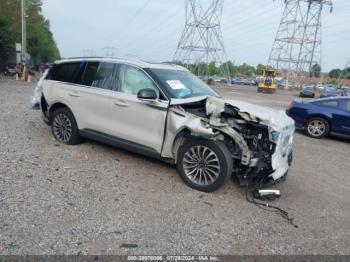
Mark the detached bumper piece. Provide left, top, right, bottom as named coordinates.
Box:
left=253, top=189, right=281, bottom=201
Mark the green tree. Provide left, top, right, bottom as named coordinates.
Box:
left=0, top=16, right=13, bottom=68
left=238, top=63, right=255, bottom=77
left=0, top=0, right=60, bottom=65
left=343, top=67, right=350, bottom=80
left=208, top=62, right=218, bottom=76
left=329, top=78, right=338, bottom=85
left=328, top=69, right=342, bottom=79
left=310, top=64, right=321, bottom=77
left=256, top=64, right=265, bottom=75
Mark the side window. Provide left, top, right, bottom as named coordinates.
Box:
left=318, top=100, right=339, bottom=108
left=72, top=61, right=87, bottom=85
left=347, top=101, right=350, bottom=112
left=91, top=63, right=118, bottom=90
left=51, top=62, right=80, bottom=83
left=82, top=62, right=99, bottom=86
left=119, top=65, right=160, bottom=98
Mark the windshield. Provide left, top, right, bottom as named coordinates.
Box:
left=325, top=88, right=337, bottom=94
left=150, top=69, right=220, bottom=99
left=303, top=86, right=314, bottom=91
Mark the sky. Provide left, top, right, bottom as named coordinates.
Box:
left=41, top=0, right=350, bottom=71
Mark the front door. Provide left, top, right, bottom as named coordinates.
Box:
left=108, top=64, right=169, bottom=154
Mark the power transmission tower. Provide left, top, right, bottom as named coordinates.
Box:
left=173, top=0, right=230, bottom=80
left=268, top=0, right=333, bottom=83
left=103, top=46, right=116, bottom=57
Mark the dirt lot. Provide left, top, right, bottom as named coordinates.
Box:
left=0, top=78, right=349, bottom=255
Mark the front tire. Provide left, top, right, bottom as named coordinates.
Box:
left=305, top=117, right=330, bottom=139
left=51, top=108, right=81, bottom=145
left=176, top=138, right=233, bottom=192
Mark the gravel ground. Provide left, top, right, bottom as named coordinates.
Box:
left=0, top=78, right=349, bottom=255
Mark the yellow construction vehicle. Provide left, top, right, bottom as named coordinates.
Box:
left=257, top=69, right=277, bottom=93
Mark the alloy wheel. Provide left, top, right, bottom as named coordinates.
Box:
left=307, top=120, right=326, bottom=137
left=53, top=113, right=72, bottom=142
left=183, top=145, right=221, bottom=186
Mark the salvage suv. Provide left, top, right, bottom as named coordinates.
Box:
left=33, top=58, right=295, bottom=192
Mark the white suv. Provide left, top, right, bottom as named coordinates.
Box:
left=34, top=57, right=295, bottom=192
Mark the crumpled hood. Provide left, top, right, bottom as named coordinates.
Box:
left=221, top=98, right=295, bottom=132
left=171, top=95, right=295, bottom=132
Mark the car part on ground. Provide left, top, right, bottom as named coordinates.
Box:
left=246, top=190, right=298, bottom=228
left=253, top=189, right=281, bottom=201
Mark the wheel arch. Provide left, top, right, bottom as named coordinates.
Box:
left=48, top=102, right=74, bottom=123
left=171, top=128, right=192, bottom=164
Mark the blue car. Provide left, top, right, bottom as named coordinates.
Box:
left=320, top=88, right=338, bottom=98
left=286, top=97, right=350, bottom=138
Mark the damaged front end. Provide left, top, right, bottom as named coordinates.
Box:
left=162, top=96, right=295, bottom=188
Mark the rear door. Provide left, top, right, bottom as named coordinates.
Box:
left=46, top=61, right=88, bottom=126
left=76, top=62, right=119, bottom=134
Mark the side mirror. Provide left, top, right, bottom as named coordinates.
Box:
left=137, top=89, right=157, bottom=100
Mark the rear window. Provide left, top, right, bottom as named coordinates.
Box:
left=316, top=100, right=339, bottom=108
left=82, top=62, right=99, bottom=86
left=91, top=63, right=119, bottom=90
left=50, top=62, right=80, bottom=83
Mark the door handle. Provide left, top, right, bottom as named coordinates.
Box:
left=69, top=91, right=81, bottom=98
left=113, top=100, right=129, bottom=107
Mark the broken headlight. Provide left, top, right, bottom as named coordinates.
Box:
left=269, top=130, right=280, bottom=143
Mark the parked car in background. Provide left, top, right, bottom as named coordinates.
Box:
left=242, top=79, right=255, bottom=85
left=231, top=77, right=245, bottom=85
left=287, top=97, right=350, bottom=139
left=320, top=87, right=338, bottom=98
left=299, top=86, right=316, bottom=98
left=277, top=80, right=286, bottom=88
left=3, top=64, right=17, bottom=76
left=316, top=83, right=325, bottom=91
left=342, top=88, right=350, bottom=96
left=254, top=77, right=260, bottom=86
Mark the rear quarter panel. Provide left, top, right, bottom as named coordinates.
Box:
left=287, top=102, right=333, bottom=127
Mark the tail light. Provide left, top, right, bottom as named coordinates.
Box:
left=287, top=101, right=293, bottom=110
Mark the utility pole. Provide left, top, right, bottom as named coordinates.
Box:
left=174, top=0, right=230, bottom=80
left=21, top=0, right=27, bottom=80
left=268, top=0, right=333, bottom=87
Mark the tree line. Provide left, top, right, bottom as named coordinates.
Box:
left=329, top=67, right=350, bottom=80
left=0, top=0, right=60, bottom=69
left=173, top=61, right=268, bottom=77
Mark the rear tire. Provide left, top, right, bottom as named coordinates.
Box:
left=305, top=117, right=330, bottom=139
left=51, top=108, right=81, bottom=145
left=176, top=138, right=233, bottom=192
